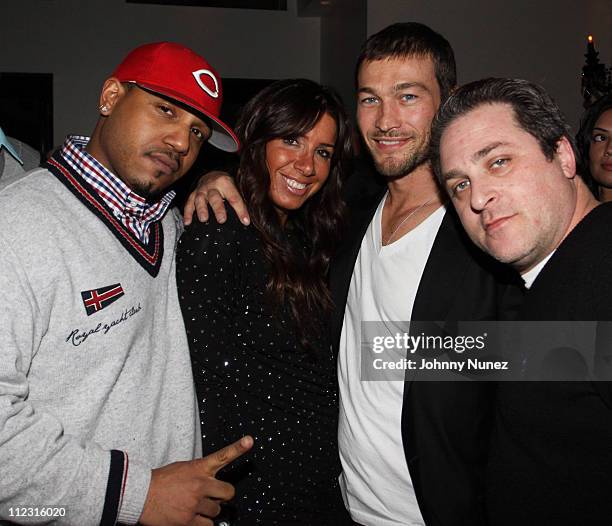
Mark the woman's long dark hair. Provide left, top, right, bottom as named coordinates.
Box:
left=576, top=93, right=612, bottom=197
left=235, top=79, right=352, bottom=352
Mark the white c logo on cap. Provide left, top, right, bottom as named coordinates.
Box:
left=192, top=69, right=219, bottom=99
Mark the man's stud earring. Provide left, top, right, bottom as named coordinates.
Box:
left=99, top=104, right=109, bottom=113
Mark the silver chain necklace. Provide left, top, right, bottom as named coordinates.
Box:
left=384, top=197, right=434, bottom=245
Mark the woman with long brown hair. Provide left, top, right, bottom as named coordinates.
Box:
left=177, top=79, right=352, bottom=525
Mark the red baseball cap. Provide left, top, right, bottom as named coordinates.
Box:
left=112, top=42, right=239, bottom=152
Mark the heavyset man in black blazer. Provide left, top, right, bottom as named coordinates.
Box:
left=186, top=24, right=518, bottom=525
left=430, top=77, right=612, bottom=525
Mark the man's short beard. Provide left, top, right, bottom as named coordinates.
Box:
left=131, top=181, right=162, bottom=201
left=373, top=146, right=430, bottom=179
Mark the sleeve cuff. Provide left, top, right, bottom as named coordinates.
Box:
left=116, top=458, right=152, bottom=525
left=99, top=450, right=127, bottom=526
left=98, top=450, right=152, bottom=526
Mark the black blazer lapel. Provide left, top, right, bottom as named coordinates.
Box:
left=330, top=189, right=385, bottom=354
left=411, top=207, right=473, bottom=322
left=401, top=207, right=505, bottom=526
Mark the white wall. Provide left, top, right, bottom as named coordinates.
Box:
left=367, top=0, right=612, bottom=129
left=0, top=0, right=320, bottom=145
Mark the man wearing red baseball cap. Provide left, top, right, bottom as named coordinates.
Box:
left=0, top=42, right=250, bottom=526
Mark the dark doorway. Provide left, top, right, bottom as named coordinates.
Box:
left=0, top=72, right=53, bottom=158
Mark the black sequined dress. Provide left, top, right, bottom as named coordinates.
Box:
left=177, top=213, right=350, bottom=525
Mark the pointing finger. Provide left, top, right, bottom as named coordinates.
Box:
left=200, top=435, right=253, bottom=476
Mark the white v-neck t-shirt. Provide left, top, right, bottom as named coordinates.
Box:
left=338, top=194, right=446, bottom=526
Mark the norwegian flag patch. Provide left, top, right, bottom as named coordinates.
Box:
left=81, top=283, right=125, bottom=316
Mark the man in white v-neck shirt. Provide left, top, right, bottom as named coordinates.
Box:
left=333, top=24, right=511, bottom=526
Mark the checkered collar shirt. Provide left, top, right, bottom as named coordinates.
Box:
left=60, top=135, right=175, bottom=244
